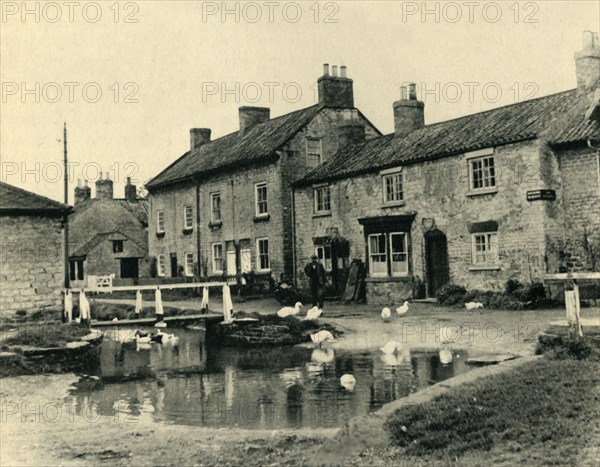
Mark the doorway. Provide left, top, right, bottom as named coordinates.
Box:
left=120, top=258, right=139, bottom=279
left=424, top=229, right=450, bottom=296
left=170, top=253, right=178, bottom=277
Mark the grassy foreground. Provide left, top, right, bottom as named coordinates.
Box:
left=377, top=345, right=600, bottom=465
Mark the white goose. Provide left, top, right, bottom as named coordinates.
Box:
left=310, top=330, right=335, bottom=347
left=465, top=302, right=484, bottom=310
left=304, top=306, right=323, bottom=321
left=340, top=374, right=356, bottom=391
left=381, top=307, right=391, bottom=321
left=439, top=348, right=453, bottom=365
left=396, top=301, right=409, bottom=315
left=277, top=302, right=303, bottom=318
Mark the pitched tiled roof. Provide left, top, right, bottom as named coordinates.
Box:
left=0, top=181, right=70, bottom=215
left=146, top=104, right=322, bottom=189
left=297, top=88, right=600, bottom=186
left=72, top=230, right=145, bottom=257
left=117, top=199, right=148, bottom=225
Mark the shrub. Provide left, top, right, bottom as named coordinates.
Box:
left=436, top=284, right=467, bottom=306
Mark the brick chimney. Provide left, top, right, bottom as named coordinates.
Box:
left=124, top=177, right=137, bottom=202
left=74, top=179, right=91, bottom=205
left=575, top=30, right=600, bottom=92
left=95, top=172, right=114, bottom=200
left=393, top=83, right=425, bottom=137
left=337, top=123, right=366, bottom=150
left=190, top=128, right=211, bottom=150
left=318, top=64, right=354, bottom=108
left=239, top=107, right=270, bottom=136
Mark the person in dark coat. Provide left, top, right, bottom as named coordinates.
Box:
left=304, top=254, right=326, bottom=309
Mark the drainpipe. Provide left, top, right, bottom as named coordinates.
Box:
left=587, top=138, right=600, bottom=198
left=195, top=178, right=202, bottom=279
left=291, top=187, right=297, bottom=288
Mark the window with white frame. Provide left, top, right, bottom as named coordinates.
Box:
left=183, top=205, right=193, bottom=229
left=157, top=254, right=166, bottom=276
left=390, top=233, right=409, bottom=276
left=156, top=210, right=165, bottom=233
left=314, top=186, right=331, bottom=213
left=367, top=232, right=409, bottom=277
left=306, top=138, right=322, bottom=168
left=212, top=243, right=223, bottom=273
left=315, top=245, right=332, bottom=271
left=240, top=247, right=252, bottom=273
left=383, top=170, right=404, bottom=203
left=255, top=183, right=268, bottom=216
left=210, top=192, right=221, bottom=222
left=184, top=252, right=194, bottom=277
left=471, top=232, right=499, bottom=265
left=469, top=155, right=496, bottom=190
left=257, top=238, right=270, bottom=271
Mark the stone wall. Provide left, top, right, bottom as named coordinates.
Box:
left=0, top=215, right=64, bottom=316
left=294, top=139, right=551, bottom=304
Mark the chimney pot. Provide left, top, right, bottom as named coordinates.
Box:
left=125, top=177, right=137, bottom=202
left=239, top=107, right=270, bottom=136
left=74, top=179, right=91, bottom=205
left=332, top=65, right=338, bottom=77
left=323, top=63, right=330, bottom=76
left=190, top=128, right=212, bottom=150
left=575, top=30, right=600, bottom=91
left=340, top=66, right=347, bottom=78
left=393, top=85, right=425, bottom=137
left=95, top=176, right=114, bottom=200
left=317, top=66, right=354, bottom=108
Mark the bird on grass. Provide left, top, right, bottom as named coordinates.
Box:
left=277, top=302, right=303, bottom=318
left=310, top=330, right=335, bottom=347
left=465, top=302, right=484, bottom=310
left=381, top=307, right=391, bottom=321
left=396, top=301, right=409, bottom=315
left=340, top=374, right=356, bottom=391
left=304, top=306, right=323, bottom=321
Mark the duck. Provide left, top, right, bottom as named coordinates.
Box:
left=277, top=302, right=303, bottom=318
left=439, top=348, right=453, bottom=364
left=381, top=307, right=391, bottom=321
left=380, top=340, right=403, bottom=355
left=340, top=374, right=356, bottom=391
left=396, top=301, right=409, bottom=315
left=304, top=306, right=323, bottom=321
left=465, top=302, right=484, bottom=310
left=154, top=321, right=167, bottom=328
left=310, top=330, right=335, bottom=347
left=155, top=330, right=179, bottom=346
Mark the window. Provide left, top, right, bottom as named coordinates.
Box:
left=69, top=259, right=84, bottom=281
left=112, top=240, right=124, bottom=253
left=183, top=205, right=193, bottom=229
left=367, top=232, right=410, bottom=277
left=314, top=186, right=331, bottom=213
left=383, top=171, right=403, bottom=203
left=257, top=238, right=270, bottom=271
left=368, top=234, right=388, bottom=276
left=157, top=254, right=166, bottom=277
left=471, top=232, right=499, bottom=265
left=390, top=233, right=408, bottom=276
left=241, top=247, right=252, bottom=273
left=212, top=243, right=223, bottom=273
left=315, top=245, right=332, bottom=271
left=210, top=193, right=221, bottom=222
left=184, top=252, right=194, bottom=277
left=156, top=210, right=165, bottom=233
left=470, top=155, right=496, bottom=190
left=306, top=138, right=322, bottom=168
left=255, top=183, right=268, bottom=216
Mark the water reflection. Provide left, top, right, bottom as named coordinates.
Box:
left=65, top=328, right=470, bottom=429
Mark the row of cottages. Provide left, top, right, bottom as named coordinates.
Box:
left=69, top=175, right=149, bottom=287
left=293, top=32, right=600, bottom=304
left=0, top=182, right=70, bottom=316
left=145, top=66, right=381, bottom=285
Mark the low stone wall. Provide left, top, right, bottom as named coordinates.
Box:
left=365, top=279, right=412, bottom=306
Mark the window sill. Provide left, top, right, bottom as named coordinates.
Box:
left=468, top=265, right=501, bottom=271
left=156, top=232, right=165, bottom=238
left=256, top=269, right=271, bottom=274
left=182, top=228, right=193, bottom=235
left=365, top=276, right=411, bottom=283
left=382, top=201, right=405, bottom=209
left=313, top=211, right=331, bottom=218
left=253, top=214, right=270, bottom=223
left=209, top=221, right=222, bottom=229
left=466, top=188, right=498, bottom=197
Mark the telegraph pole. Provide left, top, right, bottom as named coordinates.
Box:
left=63, top=122, right=70, bottom=289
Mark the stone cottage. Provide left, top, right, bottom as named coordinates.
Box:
left=0, top=181, right=70, bottom=316
left=293, top=32, right=600, bottom=304
left=145, top=65, right=381, bottom=286
left=69, top=175, right=149, bottom=286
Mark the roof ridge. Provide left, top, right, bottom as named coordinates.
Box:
left=0, top=181, right=70, bottom=210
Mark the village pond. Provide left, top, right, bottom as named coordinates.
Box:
left=50, top=327, right=474, bottom=430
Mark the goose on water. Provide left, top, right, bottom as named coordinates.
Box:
left=277, top=302, right=303, bottom=318
left=304, top=306, right=323, bottom=321
left=310, top=330, right=335, bottom=347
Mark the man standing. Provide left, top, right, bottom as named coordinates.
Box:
left=304, top=254, right=326, bottom=309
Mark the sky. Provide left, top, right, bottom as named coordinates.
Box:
left=1, top=0, right=599, bottom=202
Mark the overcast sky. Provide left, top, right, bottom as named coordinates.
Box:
left=1, top=0, right=599, bottom=202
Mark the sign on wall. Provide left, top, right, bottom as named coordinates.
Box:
left=526, top=189, right=556, bottom=202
